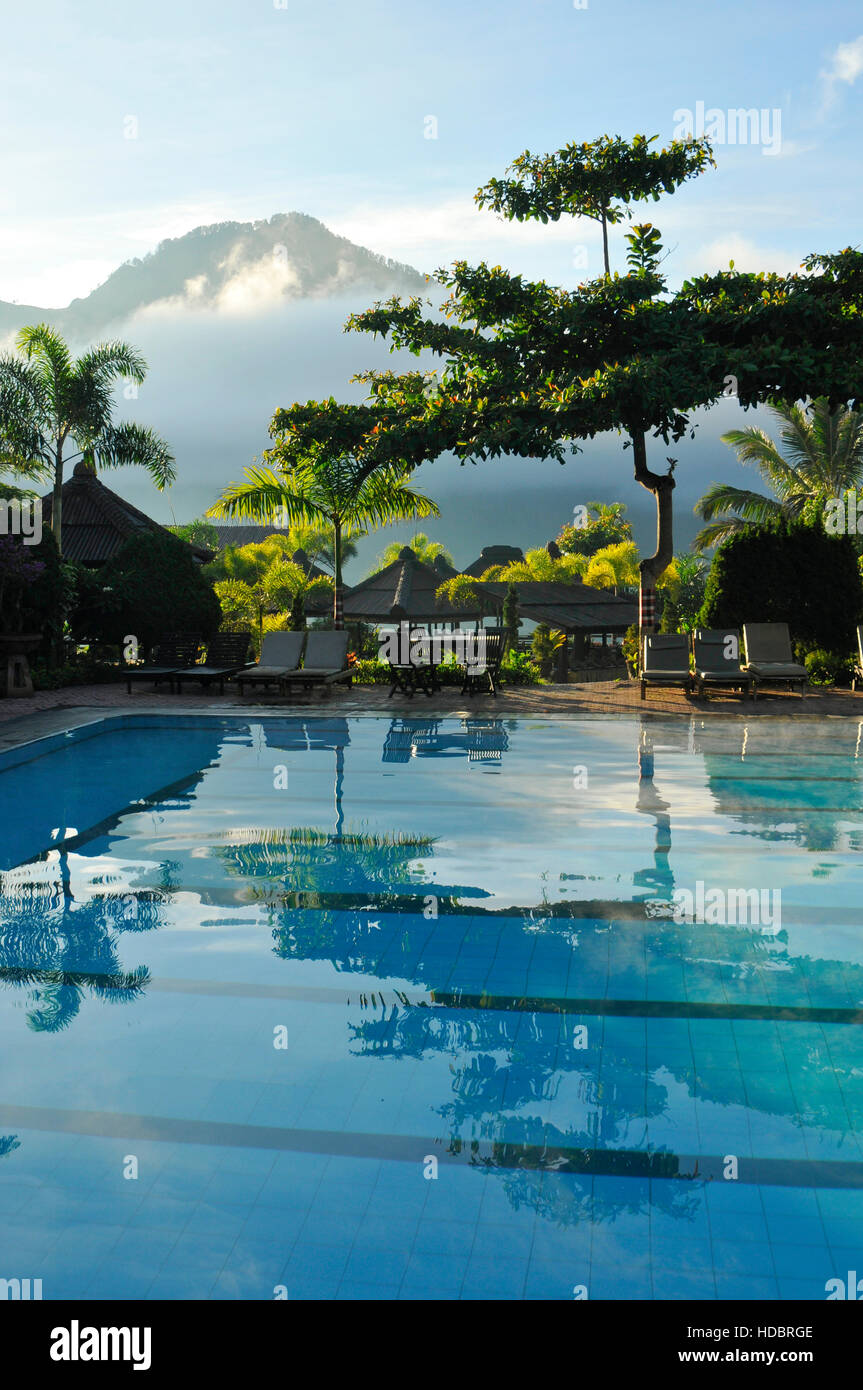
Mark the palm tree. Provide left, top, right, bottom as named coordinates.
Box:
left=583, top=541, right=641, bottom=593
left=480, top=547, right=587, bottom=584
left=369, top=532, right=454, bottom=575
left=208, top=447, right=439, bottom=627
left=277, top=519, right=358, bottom=575
left=693, top=398, right=863, bottom=551
left=207, top=537, right=332, bottom=651
left=0, top=325, right=175, bottom=553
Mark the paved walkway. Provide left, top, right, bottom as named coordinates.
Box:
left=1, top=675, right=860, bottom=742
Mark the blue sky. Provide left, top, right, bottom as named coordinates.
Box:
left=2, top=0, right=863, bottom=306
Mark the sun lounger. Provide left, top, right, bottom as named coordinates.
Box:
left=692, top=628, right=752, bottom=699
left=172, top=631, right=253, bottom=693
left=743, top=623, right=808, bottom=699
left=853, top=626, right=863, bottom=692
left=461, top=629, right=504, bottom=696
left=639, top=633, right=692, bottom=700
left=125, top=634, right=200, bottom=695
left=281, top=630, right=352, bottom=694
left=235, top=631, right=306, bottom=693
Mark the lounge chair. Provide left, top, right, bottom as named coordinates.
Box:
left=172, top=631, right=253, bottom=694
left=461, top=629, right=504, bottom=696
left=853, top=626, right=863, bottom=692
left=639, top=633, right=692, bottom=701
left=235, top=631, right=306, bottom=694
left=125, top=634, right=200, bottom=696
left=281, top=630, right=352, bottom=695
left=692, top=628, right=752, bottom=699
left=743, top=623, right=808, bottom=700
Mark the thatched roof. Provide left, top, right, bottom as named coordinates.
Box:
left=342, top=546, right=479, bottom=623
left=40, top=463, right=211, bottom=565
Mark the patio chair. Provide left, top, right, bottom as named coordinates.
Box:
left=852, top=626, right=863, bottom=692
left=387, top=632, right=439, bottom=699
left=460, top=629, right=504, bottom=696
left=235, top=631, right=306, bottom=694
left=125, top=634, right=200, bottom=696
left=639, top=633, right=692, bottom=701
left=691, top=628, right=753, bottom=700
left=172, top=631, right=253, bottom=694
left=281, top=630, right=352, bottom=695
left=743, top=623, right=809, bottom=699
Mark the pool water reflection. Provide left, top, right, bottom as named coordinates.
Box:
left=1, top=714, right=862, bottom=1300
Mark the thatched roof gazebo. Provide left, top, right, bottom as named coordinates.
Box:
left=41, top=463, right=212, bottom=565
left=342, top=546, right=484, bottom=626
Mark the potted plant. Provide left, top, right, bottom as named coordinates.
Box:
left=0, top=535, right=45, bottom=696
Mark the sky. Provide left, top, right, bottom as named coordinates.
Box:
left=2, top=0, right=862, bottom=569
left=2, top=0, right=862, bottom=305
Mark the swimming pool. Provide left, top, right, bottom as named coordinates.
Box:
left=1, top=712, right=862, bottom=1300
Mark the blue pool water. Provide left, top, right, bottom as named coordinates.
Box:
left=1, top=712, right=863, bottom=1300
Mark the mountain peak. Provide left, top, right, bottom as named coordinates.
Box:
left=0, top=214, right=426, bottom=339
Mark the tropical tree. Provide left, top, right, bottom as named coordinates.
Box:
left=556, top=501, right=633, bottom=557
left=167, top=517, right=219, bottom=551
left=480, top=547, right=587, bottom=584
left=207, top=536, right=333, bottom=649
left=658, top=552, right=709, bottom=632
left=208, top=444, right=439, bottom=627
left=693, top=398, right=863, bottom=551
left=0, top=324, right=175, bottom=552
left=369, top=531, right=453, bottom=574
left=583, top=541, right=641, bottom=593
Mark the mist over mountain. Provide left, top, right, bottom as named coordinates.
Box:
left=0, top=213, right=427, bottom=337
left=1, top=212, right=755, bottom=575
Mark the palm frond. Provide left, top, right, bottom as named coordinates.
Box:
left=93, top=422, right=176, bottom=488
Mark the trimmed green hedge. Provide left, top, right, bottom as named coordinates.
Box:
left=698, top=523, right=863, bottom=656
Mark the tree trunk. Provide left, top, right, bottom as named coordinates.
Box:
left=52, top=444, right=63, bottom=553
left=601, top=212, right=610, bottom=278
left=332, top=518, right=343, bottom=629
left=632, top=430, right=675, bottom=644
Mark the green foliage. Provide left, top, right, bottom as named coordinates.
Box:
left=0, top=324, right=175, bottom=552
left=623, top=623, right=640, bottom=676
left=29, top=656, right=119, bottom=690
left=70, top=530, right=222, bottom=651
left=369, top=532, right=453, bottom=574
left=659, top=553, right=709, bottom=633
left=168, top=518, right=219, bottom=550
left=557, top=502, right=633, bottom=557
left=530, top=624, right=567, bottom=679
left=694, top=399, right=863, bottom=551
left=698, top=523, right=863, bottom=654
left=475, top=134, right=715, bottom=238
left=500, top=649, right=544, bottom=685
left=803, top=648, right=853, bottom=687
left=502, top=583, right=520, bottom=651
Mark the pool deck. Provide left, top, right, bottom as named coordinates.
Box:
left=1, top=677, right=861, bottom=755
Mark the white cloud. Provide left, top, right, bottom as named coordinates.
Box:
left=825, top=35, right=863, bottom=85
left=820, top=35, right=863, bottom=114
left=682, top=234, right=801, bottom=278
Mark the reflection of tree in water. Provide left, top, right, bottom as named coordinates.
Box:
left=0, top=874, right=163, bottom=1032
left=702, top=749, right=863, bottom=854
left=216, top=826, right=491, bottom=971
left=0, top=1135, right=20, bottom=1158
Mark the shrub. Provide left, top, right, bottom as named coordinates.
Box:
left=622, top=623, right=640, bottom=676
left=803, top=648, right=853, bottom=687
left=500, top=650, right=543, bottom=685
left=699, top=522, right=863, bottom=654
left=70, top=530, right=222, bottom=652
